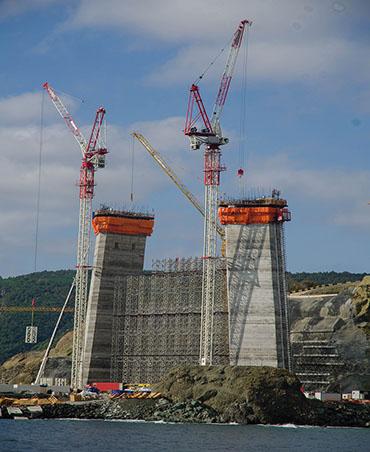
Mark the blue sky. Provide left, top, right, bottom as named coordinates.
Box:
left=0, top=0, right=369, bottom=277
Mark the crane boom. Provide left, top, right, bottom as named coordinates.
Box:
left=184, top=20, right=251, bottom=149
left=132, top=132, right=225, bottom=238
left=211, top=20, right=250, bottom=132
left=0, top=306, right=74, bottom=313
left=42, top=83, right=87, bottom=155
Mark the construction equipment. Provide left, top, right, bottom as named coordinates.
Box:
left=34, top=279, right=75, bottom=385
left=25, top=298, right=38, bottom=344
left=132, top=132, right=225, bottom=239
left=0, top=306, right=74, bottom=313
left=43, top=82, right=107, bottom=389
left=184, top=20, right=251, bottom=365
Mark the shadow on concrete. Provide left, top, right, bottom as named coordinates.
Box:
left=270, top=223, right=290, bottom=369
left=227, top=224, right=267, bottom=364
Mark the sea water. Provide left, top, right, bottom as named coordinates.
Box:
left=0, top=419, right=368, bottom=452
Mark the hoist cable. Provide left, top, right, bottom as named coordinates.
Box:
left=130, top=134, right=135, bottom=203
left=34, top=90, right=45, bottom=273
left=237, top=25, right=250, bottom=197
left=193, top=35, right=233, bottom=85
left=57, top=88, right=85, bottom=104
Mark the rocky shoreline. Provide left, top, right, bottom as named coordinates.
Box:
left=1, top=365, right=369, bottom=426
left=2, top=397, right=369, bottom=427
left=44, top=398, right=370, bottom=427
left=42, top=398, right=219, bottom=423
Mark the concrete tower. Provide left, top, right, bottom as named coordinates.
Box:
left=218, top=196, right=292, bottom=370
left=82, top=208, right=154, bottom=384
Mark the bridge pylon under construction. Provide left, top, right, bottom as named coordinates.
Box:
left=219, top=195, right=292, bottom=370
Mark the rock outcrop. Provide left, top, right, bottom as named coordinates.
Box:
left=155, top=365, right=308, bottom=424
left=154, top=365, right=370, bottom=426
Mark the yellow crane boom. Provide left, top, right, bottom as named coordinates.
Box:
left=0, top=306, right=74, bottom=313
left=132, top=132, right=225, bottom=239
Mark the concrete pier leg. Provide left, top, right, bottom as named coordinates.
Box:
left=82, top=210, right=154, bottom=384
left=219, top=199, right=291, bottom=369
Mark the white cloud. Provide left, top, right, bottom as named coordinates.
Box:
left=0, top=92, right=45, bottom=126
left=61, top=0, right=370, bottom=86
left=248, top=38, right=361, bottom=82
left=67, top=0, right=307, bottom=43
left=0, top=91, right=79, bottom=126
left=146, top=37, right=364, bottom=86
left=247, top=153, right=370, bottom=228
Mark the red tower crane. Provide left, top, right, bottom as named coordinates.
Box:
left=184, top=20, right=251, bottom=365
left=43, top=82, right=107, bottom=389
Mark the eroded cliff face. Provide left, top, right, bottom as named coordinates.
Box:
left=289, top=277, right=370, bottom=391
left=0, top=331, right=72, bottom=384
left=353, top=276, right=370, bottom=331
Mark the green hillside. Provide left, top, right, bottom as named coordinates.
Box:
left=0, top=269, right=367, bottom=365
left=0, top=270, right=75, bottom=364
left=286, top=271, right=367, bottom=292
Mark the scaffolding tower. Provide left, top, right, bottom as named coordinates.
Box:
left=292, top=332, right=344, bottom=391
left=111, top=260, right=228, bottom=383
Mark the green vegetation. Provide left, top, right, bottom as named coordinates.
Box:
left=293, top=281, right=359, bottom=295
left=286, top=271, right=367, bottom=292
left=0, top=270, right=74, bottom=364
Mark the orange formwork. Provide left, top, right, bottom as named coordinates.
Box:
left=218, top=206, right=290, bottom=225
left=92, top=215, right=154, bottom=236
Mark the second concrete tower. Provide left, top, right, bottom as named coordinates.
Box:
left=219, top=196, right=292, bottom=370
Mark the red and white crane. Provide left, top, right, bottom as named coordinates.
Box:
left=43, top=82, right=107, bottom=389
left=184, top=20, right=251, bottom=365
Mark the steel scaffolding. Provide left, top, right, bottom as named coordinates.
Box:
left=111, top=262, right=228, bottom=383
left=291, top=332, right=344, bottom=391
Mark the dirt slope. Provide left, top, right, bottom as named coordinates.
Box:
left=0, top=331, right=72, bottom=384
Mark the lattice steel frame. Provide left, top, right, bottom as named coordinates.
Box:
left=111, top=266, right=228, bottom=383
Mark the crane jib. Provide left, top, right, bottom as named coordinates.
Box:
left=215, top=75, right=232, bottom=108
left=184, top=20, right=250, bottom=138
left=232, top=20, right=248, bottom=48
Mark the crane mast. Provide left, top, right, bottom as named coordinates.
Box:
left=43, top=82, right=107, bottom=389
left=184, top=20, right=250, bottom=365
